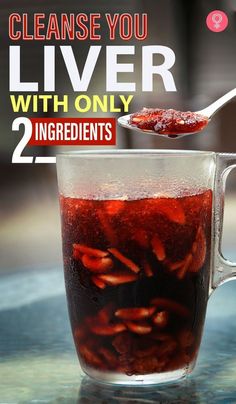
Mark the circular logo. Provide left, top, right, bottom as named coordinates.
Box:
left=206, top=10, right=228, bottom=32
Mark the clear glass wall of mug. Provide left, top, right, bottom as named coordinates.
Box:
left=57, top=150, right=236, bottom=385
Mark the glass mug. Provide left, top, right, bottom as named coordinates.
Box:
left=56, top=150, right=236, bottom=385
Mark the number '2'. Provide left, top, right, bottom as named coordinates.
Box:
left=12, top=117, right=56, bottom=163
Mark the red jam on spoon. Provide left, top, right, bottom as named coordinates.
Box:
left=129, top=108, right=209, bottom=137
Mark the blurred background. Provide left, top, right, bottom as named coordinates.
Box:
left=0, top=0, right=236, bottom=270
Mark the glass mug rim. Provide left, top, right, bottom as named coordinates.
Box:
left=56, top=149, right=215, bottom=159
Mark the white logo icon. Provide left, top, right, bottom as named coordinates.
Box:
left=212, top=13, right=223, bottom=29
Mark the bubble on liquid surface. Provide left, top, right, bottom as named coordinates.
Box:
left=64, top=178, right=208, bottom=201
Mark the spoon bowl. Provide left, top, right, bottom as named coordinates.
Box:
left=118, top=114, right=196, bottom=138
left=118, top=88, right=236, bottom=138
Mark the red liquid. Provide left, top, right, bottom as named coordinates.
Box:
left=60, top=190, right=212, bottom=376
left=130, top=108, right=209, bottom=137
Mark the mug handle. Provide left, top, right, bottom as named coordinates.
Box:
left=211, top=153, right=236, bottom=292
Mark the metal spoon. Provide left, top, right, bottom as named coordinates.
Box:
left=118, top=88, right=236, bottom=138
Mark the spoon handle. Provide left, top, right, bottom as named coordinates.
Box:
left=197, top=88, right=236, bottom=118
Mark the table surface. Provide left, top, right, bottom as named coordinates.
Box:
left=1, top=266, right=236, bottom=404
